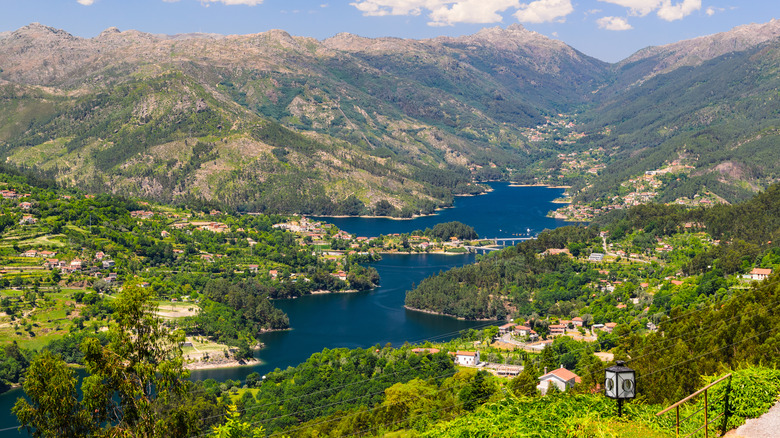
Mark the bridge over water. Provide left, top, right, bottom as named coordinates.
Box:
left=464, top=237, right=535, bottom=254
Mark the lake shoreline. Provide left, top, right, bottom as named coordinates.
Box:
left=404, top=305, right=497, bottom=321
left=185, top=358, right=262, bottom=371
left=312, top=187, right=495, bottom=221
left=509, top=183, right=572, bottom=189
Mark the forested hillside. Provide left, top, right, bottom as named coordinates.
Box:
left=578, top=40, right=780, bottom=204
left=407, top=183, right=780, bottom=321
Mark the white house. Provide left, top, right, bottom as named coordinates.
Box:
left=537, top=366, right=581, bottom=395
left=498, top=323, right=515, bottom=335
left=455, top=351, right=480, bottom=366
left=745, top=268, right=773, bottom=281
left=514, top=325, right=533, bottom=336
left=549, top=324, right=566, bottom=336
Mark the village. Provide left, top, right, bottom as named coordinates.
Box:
left=550, top=158, right=726, bottom=222
left=418, top=317, right=617, bottom=395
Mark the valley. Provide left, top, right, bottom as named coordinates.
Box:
left=2, top=16, right=780, bottom=438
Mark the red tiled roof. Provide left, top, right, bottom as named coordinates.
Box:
left=751, top=268, right=773, bottom=276
left=541, top=366, right=581, bottom=384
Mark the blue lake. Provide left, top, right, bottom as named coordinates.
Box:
left=314, top=183, right=568, bottom=238
left=0, top=183, right=573, bottom=433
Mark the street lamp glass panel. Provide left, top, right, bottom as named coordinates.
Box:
left=605, top=370, right=617, bottom=398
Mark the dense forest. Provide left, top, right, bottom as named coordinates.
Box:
left=241, top=346, right=460, bottom=434
left=181, top=279, right=290, bottom=348
left=413, top=221, right=479, bottom=241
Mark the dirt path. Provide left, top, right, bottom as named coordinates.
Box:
left=724, top=401, right=780, bottom=438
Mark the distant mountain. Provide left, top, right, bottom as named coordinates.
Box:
left=0, top=23, right=608, bottom=214
left=615, top=19, right=780, bottom=88
left=2, top=21, right=780, bottom=213
left=579, top=22, right=780, bottom=204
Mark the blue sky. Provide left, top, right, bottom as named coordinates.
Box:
left=0, top=0, right=777, bottom=62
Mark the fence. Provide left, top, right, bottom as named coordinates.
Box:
left=656, top=373, right=732, bottom=438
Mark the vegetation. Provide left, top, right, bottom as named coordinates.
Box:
left=13, top=283, right=193, bottom=437
left=414, top=221, right=479, bottom=241
left=0, top=171, right=383, bottom=391
left=181, top=279, right=290, bottom=347
left=241, top=346, right=460, bottom=434
left=407, top=183, right=780, bottom=321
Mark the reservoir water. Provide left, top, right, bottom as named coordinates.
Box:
left=0, top=183, right=572, bottom=433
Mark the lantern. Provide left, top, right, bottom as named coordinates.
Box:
left=605, top=360, right=635, bottom=416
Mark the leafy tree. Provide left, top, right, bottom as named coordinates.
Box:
left=509, top=363, right=540, bottom=397
left=210, top=405, right=263, bottom=438
left=455, top=369, right=497, bottom=411
left=15, top=283, right=191, bottom=437
left=13, top=350, right=95, bottom=437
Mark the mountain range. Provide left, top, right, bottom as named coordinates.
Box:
left=2, top=20, right=780, bottom=214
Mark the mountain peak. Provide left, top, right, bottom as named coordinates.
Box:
left=98, top=27, right=121, bottom=38
left=620, top=19, right=780, bottom=78
left=12, top=22, right=76, bottom=40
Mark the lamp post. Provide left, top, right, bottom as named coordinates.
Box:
left=605, top=360, right=635, bottom=417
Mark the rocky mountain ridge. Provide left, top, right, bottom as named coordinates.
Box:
left=2, top=21, right=780, bottom=212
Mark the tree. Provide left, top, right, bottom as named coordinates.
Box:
left=457, top=370, right=496, bottom=411
left=210, top=405, right=264, bottom=438
left=245, top=372, right=261, bottom=388
left=80, top=282, right=189, bottom=436
left=15, top=282, right=191, bottom=437
left=12, top=351, right=95, bottom=437
left=509, top=363, right=540, bottom=397
left=483, top=326, right=499, bottom=343
left=92, top=279, right=111, bottom=294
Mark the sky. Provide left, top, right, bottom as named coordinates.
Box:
left=0, top=0, right=778, bottom=62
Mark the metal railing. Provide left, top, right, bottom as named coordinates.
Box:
left=656, top=373, right=732, bottom=438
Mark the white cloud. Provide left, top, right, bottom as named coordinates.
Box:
left=597, top=16, right=633, bottom=30
left=706, top=6, right=724, bottom=16
left=351, top=0, right=574, bottom=26
left=598, top=0, right=662, bottom=17
left=656, top=0, right=700, bottom=21
left=430, top=0, right=521, bottom=26
left=515, top=0, right=574, bottom=23
left=598, top=0, right=700, bottom=21
left=350, top=0, right=430, bottom=17
left=77, top=0, right=95, bottom=5
left=200, top=0, right=264, bottom=5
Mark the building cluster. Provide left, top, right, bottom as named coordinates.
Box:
left=34, top=250, right=119, bottom=281
left=447, top=347, right=583, bottom=395
left=519, top=114, right=584, bottom=146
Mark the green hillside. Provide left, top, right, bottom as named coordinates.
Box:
left=578, top=42, right=780, bottom=204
